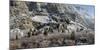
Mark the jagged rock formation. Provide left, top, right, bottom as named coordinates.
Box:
left=10, top=1, right=95, bottom=50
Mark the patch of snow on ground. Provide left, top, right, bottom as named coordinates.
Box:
left=32, top=15, right=56, bottom=23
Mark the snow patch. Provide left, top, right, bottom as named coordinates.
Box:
left=32, top=15, right=56, bottom=23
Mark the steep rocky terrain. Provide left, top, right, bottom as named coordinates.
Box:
left=10, top=1, right=95, bottom=50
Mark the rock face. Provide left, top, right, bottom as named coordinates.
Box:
left=10, top=1, right=95, bottom=49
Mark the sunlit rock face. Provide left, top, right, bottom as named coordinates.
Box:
left=10, top=1, right=95, bottom=49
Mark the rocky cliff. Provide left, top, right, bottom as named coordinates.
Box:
left=10, top=1, right=95, bottom=50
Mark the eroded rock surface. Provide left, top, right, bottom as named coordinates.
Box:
left=10, top=1, right=95, bottom=50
